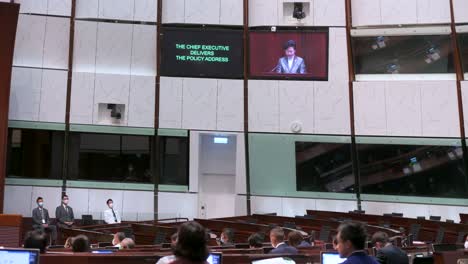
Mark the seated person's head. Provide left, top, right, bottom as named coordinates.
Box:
left=371, top=231, right=389, bottom=249
left=332, top=235, right=338, bottom=250
left=72, top=235, right=90, bottom=252
left=287, top=231, right=304, bottom=248
left=64, top=236, right=73, bottom=248
left=171, top=233, right=178, bottom=248
left=248, top=233, right=264, bottom=248
left=336, top=221, right=367, bottom=258
left=113, top=232, right=126, bottom=246
left=120, top=238, right=135, bottom=249
left=24, top=230, right=47, bottom=253
left=269, top=227, right=285, bottom=248
left=174, top=221, right=209, bottom=262
left=220, top=228, right=234, bottom=245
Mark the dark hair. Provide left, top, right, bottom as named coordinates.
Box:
left=174, top=221, right=209, bottom=262
left=270, top=227, right=285, bottom=241
left=371, top=231, right=389, bottom=245
left=36, top=197, right=43, bottom=202
left=62, top=194, right=68, bottom=200
left=287, top=231, right=304, bottom=247
left=106, top=199, right=113, bottom=205
left=248, top=233, right=264, bottom=248
left=72, top=235, right=90, bottom=252
left=115, top=232, right=126, bottom=243
left=337, top=221, right=367, bottom=250
left=24, top=230, right=47, bottom=253
left=222, top=228, right=235, bottom=243
left=283, top=40, right=296, bottom=50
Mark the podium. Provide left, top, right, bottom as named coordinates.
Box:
left=0, top=214, right=23, bottom=247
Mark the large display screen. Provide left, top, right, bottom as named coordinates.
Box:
left=161, top=27, right=244, bottom=78
left=249, top=30, right=329, bottom=80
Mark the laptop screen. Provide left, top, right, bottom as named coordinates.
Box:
left=321, top=252, right=347, bottom=264
left=207, top=253, right=222, bottom=264
left=0, top=249, right=39, bottom=264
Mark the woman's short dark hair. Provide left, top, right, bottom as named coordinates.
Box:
left=36, top=197, right=43, bottom=202
left=248, top=233, right=264, bottom=248
left=283, top=40, right=296, bottom=50
left=337, top=221, right=367, bottom=250
left=174, top=221, right=209, bottom=262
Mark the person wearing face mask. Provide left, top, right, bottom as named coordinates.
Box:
left=371, top=231, right=409, bottom=264
left=55, top=194, right=75, bottom=229
left=32, top=197, right=57, bottom=244
left=104, top=199, right=121, bottom=224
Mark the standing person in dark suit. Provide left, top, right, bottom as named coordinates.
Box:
left=372, top=232, right=409, bottom=264
left=336, top=221, right=379, bottom=264
left=55, top=194, right=74, bottom=229
left=268, top=227, right=298, bottom=254
left=32, top=197, right=57, bottom=244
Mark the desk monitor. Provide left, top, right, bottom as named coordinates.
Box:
left=0, top=248, right=39, bottom=264
left=321, top=252, right=347, bottom=264
left=207, top=252, right=222, bottom=264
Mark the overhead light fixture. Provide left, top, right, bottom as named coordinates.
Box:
left=214, top=137, right=228, bottom=144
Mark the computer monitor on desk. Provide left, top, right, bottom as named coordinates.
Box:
left=207, top=252, right=222, bottom=264
left=0, top=248, right=40, bottom=264
left=321, top=252, right=347, bottom=264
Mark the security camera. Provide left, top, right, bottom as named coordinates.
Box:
left=293, top=3, right=306, bottom=20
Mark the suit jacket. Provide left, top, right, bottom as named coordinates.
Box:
left=375, top=245, right=409, bottom=264
left=55, top=204, right=74, bottom=225
left=276, top=56, right=306, bottom=74
left=269, top=243, right=299, bottom=254
left=32, top=207, right=50, bottom=227
left=341, top=251, right=379, bottom=264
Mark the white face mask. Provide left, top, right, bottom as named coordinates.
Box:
left=38, top=202, right=43, bottom=207
left=464, top=241, right=468, bottom=249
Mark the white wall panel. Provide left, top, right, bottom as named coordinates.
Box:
left=328, top=28, right=348, bottom=82
left=161, top=0, right=185, bottom=24
left=39, top=69, right=67, bottom=123
left=278, top=81, right=314, bottom=134
left=248, top=80, right=280, bottom=132
left=235, top=195, right=247, bottom=216
left=361, top=201, right=400, bottom=216
left=75, top=0, right=99, bottom=18
left=220, top=0, right=243, bottom=25
left=185, top=0, right=220, bottom=24
left=385, top=82, right=422, bottom=136
left=351, top=0, right=381, bottom=27
left=353, top=81, right=387, bottom=136
left=380, top=0, right=417, bottom=25
left=134, top=0, right=157, bottom=22
left=453, top=0, right=468, bottom=23
left=9, top=67, right=42, bottom=121
left=128, top=76, right=155, bottom=128
left=235, top=134, right=247, bottom=194
left=251, top=196, right=283, bottom=215
left=158, top=192, right=198, bottom=219
left=4, top=185, right=33, bottom=217
left=249, top=0, right=278, bottom=27
left=73, top=21, right=98, bottom=73
left=217, top=80, right=244, bottom=132
left=159, top=77, right=183, bottom=129
left=182, top=78, right=217, bottom=130
left=281, top=197, right=316, bottom=217
left=189, top=131, right=200, bottom=193
left=43, top=17, right=70, bottom=70
left=93, top=73, right=130, bottom=125
left=420, top=81, right=459, bottom=137
left=70, top=72, right=95, bottom=124
left=98, top=0, right=134, bottom=21
left=122, top=190, right=154, bottom=221
left=314, top=81, right=350, bottom=135
left=13, top=15, right=46, bottom=68
left=313, top=0, right=345, bottom=26
left=88, top=189, right=125, bottom=221
left=47, top=0, right=72, bottom=16
left=131, top=25, right=156, bottom=76
left=315, top=199, right=357, bottom=212
left=15, top=0, right=48, bottom=14
left=416, top=0, right=450, bottom=24
left=429, top=205, right=468, bottom=222
left=95, top=22, right=133, bottom=75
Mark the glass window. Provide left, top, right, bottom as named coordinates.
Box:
left=357, top=142, right=467, bottom=198
left=295, top=142, right=355, bottom=193
left=352, top=35, right=454, bottom=74
left=159, top=137, right=189, bottom=186
left=6, top=129, right=64, bottom=179
left=458, top=33, right=468, bottom=73
left=68, top=133, right=152, bottom=183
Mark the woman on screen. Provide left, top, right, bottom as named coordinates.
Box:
left=275, top=40, right=306, bottom=74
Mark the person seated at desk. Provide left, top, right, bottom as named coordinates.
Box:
left=268, top=227, right=298, bottom=254
left=218, top=228, right=234, bottom=247
left=156, top=233, right=178, bottom=264
left=170, top=221, right=209, bottom=264
left=248, top=233, right=264, bottom=248
left=371, top=231, right=409, bottom=264
left=72, top=235, right=90, bottom=252
left=55, top=194, right=74, bottom=229
left=335, top=221, right=379, bottom=264
left=120, top=238, right=135, bottom=249
left=32, top=196, right=57, bottom=245
left=287, top=230, right=311, bottom=248
left=24, top=230, right=47, bottom=253
left=112, top=232, right=126, bottom=249
left=104, top=198, right=121, bottom=224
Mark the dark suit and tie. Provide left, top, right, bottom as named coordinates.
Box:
left=269, top=242, right=299, bottom=254
left=55, top=204, right=74, bottom=229
left=375, top=245, right=409, bottom=264
left=32, top=206, right=57, bottom=242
